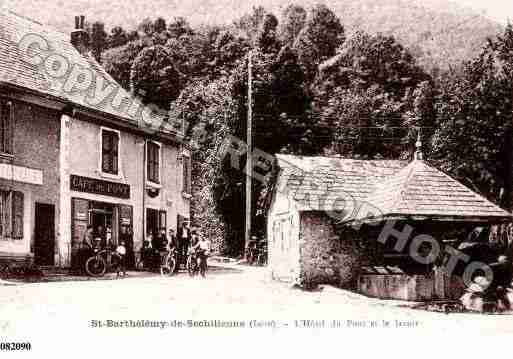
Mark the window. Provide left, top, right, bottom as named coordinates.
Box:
left=0, top=100, right=13, bottom=155
left=101, top=129, right=119, bottom=175
left=147, top=141, right=160, bottom=184
left=0, top=190, right=23, bottom=241
left=146, top=208, right=166, bottom=236
left=182, top=154, right=191, bottom=195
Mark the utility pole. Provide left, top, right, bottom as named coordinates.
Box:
left=244, top=50, right=253, bottom=260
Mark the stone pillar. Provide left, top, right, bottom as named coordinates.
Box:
left=58, top=113, right=72, bottom=267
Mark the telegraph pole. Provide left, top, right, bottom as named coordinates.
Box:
left=244, top=50, right=253, bottom=260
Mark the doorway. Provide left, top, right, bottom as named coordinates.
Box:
left=89, top=202, right=114, bottom=247
left=34, top=203, right=55, bottom=266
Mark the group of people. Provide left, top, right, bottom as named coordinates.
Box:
left=142, top=222, right=211, bottom=274
left=80, top=221, right=211, bottom=276
left=79, top=224, right=129, bottom=276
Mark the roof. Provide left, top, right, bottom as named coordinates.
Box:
left=275, top=154, right=512, bottom=223
left=0, top=9, right=173, bottom=136
left=355, top=159, right=512, bottom=222
left=275, top=154, right=407, bottom=210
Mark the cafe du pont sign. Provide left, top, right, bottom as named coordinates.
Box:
left=70, top=175, right=130, bottom=199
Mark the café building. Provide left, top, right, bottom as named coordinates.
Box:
left=0, top=10, right=191, bottom=268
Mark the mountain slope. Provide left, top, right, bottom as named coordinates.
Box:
left=2, top=0, right=504, bottom=71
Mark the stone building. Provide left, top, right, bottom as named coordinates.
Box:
left=267, top=152, right=511, bottom=299
left=0, top=10, right=190, bottom=268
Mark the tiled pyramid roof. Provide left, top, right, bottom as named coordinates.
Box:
left=276, top=154, right=407, bottom=210
left=355, top=159, right=511, bottom=221
left=275, top=155, right=511, bottom=222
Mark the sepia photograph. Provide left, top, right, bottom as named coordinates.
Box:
left=0, top=0, right=512, bottom=357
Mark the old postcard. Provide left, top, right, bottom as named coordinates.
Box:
left=0, top=0, right=512, bottom=357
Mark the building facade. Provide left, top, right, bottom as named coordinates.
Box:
left=0, top=10, right=190, bottom=268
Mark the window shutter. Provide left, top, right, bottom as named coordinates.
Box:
left=182, top=156, right=191, bottom=194
left=112, top=133, right=119, bottom=174
left=7, top=101, right=13, bottom=154
left=154, top=145, right=159, bottom=183
left=12, top=191, right=23, bottom=240
left=0, top=101, right=13, bottom=154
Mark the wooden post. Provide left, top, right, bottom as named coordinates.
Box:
left=244, top=50, right=253, bottom=260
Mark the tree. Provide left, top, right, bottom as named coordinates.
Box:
left=130, top=45, right=183, bottom=109
left=168, top=17, right=194, bottom=38
left=127, top=30, right=139, bottom=42
left=402, top=80, right=436, bottom=157
left=311, top=31, right=431, bottom=158
left=153, top=17, right=167, bottom=34
left=170, top=78, right=235, bottom=253
left=257, top=13, right=280, bottom=54
left=318, top=31, right=429, bottom=100
left=89, top=21, right=108, bottom=62
left=210, top=30, right=251, bottom=77
left=322, top=86, right=406, bottom=158
left=278, top=4, right=307, bottom=46
left=432, top=25, right=513, bottom=207
left=138, top=17, right=154, bottom=36
left=293, top=4, right=345, bottom=80
left=234, top=5, right=266, bottom=45
left=103, top=39, right=150, bottom=90
left=108, top=26, right=128, bottom=48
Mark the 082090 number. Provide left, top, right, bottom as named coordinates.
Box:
left=0, top=342, right=31, bottom=351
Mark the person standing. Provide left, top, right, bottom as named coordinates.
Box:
left=120, top=226, right=134, bottom=269
left=178, top=221, right=190, bottom=266
left=116, top=240, right=127, bottom=277
left=193, top=234, right=211, bottom=278
left=168, top=228, right=177, bottom=251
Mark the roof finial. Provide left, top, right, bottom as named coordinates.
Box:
left=414, top=128, right=423, bottom=160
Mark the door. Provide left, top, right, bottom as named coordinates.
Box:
left=71, top=198, right=89, bottom=268
left=119, top=205, right=134, bottom=268
left=34, top=203, right=55, bottom=266
left=146, top=208, right=159, bottom=236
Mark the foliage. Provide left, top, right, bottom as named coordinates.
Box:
left=278, top=4, right=307, bottom=46
left=431, top=25, right=513, bottom=207
left=103, top=39, right=152, bottom=90
left=293, top=4, right=345, bottom=80
left=170, top=78, right=235, bottom=253
left=92, top=3, right=512, bottom=255
left=129, top=45, right=182, bottom=108
left=88, top=21, right=108, bottom=62
left=313, top=31, right=431, bottom=158
left=108, top=26, right=129, bottom=48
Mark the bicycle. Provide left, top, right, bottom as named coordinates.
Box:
left=160, top=248, right=177, bottom=276
left=186, top=249, right=199, bottom=276
left=85, top=246, right=122, bottom=277
left=136, top=248, right=177, bottom=276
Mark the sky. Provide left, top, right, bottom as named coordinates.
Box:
left=1, top=0, right=512, bottom=31
left=450, top=0, right=512, bottom=23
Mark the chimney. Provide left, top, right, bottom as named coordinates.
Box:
left=70, top=15, right=89, bottom=55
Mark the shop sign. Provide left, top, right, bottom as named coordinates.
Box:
left=70, top=175, right=130, bottom=199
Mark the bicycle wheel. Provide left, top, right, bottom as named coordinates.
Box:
left=85, top=256, right=107, bottom=277
left=160, top=255, right=176, bottom=276
left=199, top=257, right=207, bottom=277
left=186, top=256, right=196, bottom=276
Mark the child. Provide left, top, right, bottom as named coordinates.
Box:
left=116, top=240, right=127, bottom=277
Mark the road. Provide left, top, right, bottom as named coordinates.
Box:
left=0, top=264, right=511, bottom=357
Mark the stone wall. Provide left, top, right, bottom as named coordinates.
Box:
left=298, top=212, right=363, bottom=289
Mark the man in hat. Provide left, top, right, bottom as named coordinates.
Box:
left=178, top=221, right=190, bottom=266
